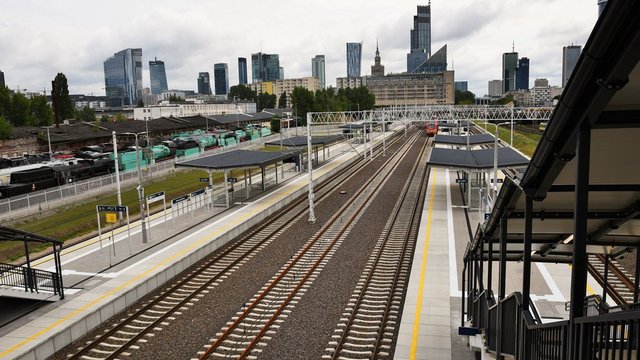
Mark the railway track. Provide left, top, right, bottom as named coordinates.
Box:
left=323, top=131, right=431, bottom=359
left=587, top=254, right=637, bottom=307
left=65, top=130, right=406, bottom=360
left=194, top=131, right=425, bottom=359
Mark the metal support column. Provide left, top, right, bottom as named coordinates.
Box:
left=479, top=237, right=484, bottom=293
left=497, top=214, right=508, bottom=359
left=602, top=255, right=609, bottom=304
left=635, top=246, right=640, bottom=303
left=461, top=263, right=467, bottom=326
left=306, top=113, right=316, bottom=223
left=522, top=195, right=533, bottom=359
left=224, top=170, right=229, bottom=208
left=487, top=237, right=493, bottom=295
left=261, top=166, right=265, bottom=191
left=568, top=122, right=591, bottom=360
left=275, top=162, right=279, bottom=185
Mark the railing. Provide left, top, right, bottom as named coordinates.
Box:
left=0, top=134, right=282, bottom=221
left=0, top=262, right=63, bottom=297
left=575, top=308, right=640, bottom=359
left=528, top=319, right=569, bottom=359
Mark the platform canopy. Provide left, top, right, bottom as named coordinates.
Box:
left=175, top=149, right=300, bottom=171
left=433, top=133, right=496, bottom=146
left=265, top=135, right=343, bottom=147
left=427, top=147, right=529, bottom=170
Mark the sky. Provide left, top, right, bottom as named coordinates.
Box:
left=0, top=0, right=599, bottom=98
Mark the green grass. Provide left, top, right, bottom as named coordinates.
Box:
left=0, top=169, right=240, bottom=262
left=475, top=122, right=542, bottom=157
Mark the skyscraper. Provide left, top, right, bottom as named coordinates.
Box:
left=0, top=70, right=4, bottom=88
left=346, top=42, right=362, bottom=78
left=312, top=55, right=326, bottom=88
left=238, top=57, right=248, bottom=85
left=149, top=58, right=168, bottom=95
left=411, top=45, right=447, bottom=74
left=407, top=5, right=431, bottom=73
left=502, top=52, right=518, bottom=93
left=488, top=80, right=503, bottom=97
left=516, top=57, right=530, bottom=90
left=371, top=42, right=385, bottom=77
left=214, top=63, right=229, bottom=95
left=562, top=45, right=582, bottom=87
left=197, top=72, right=212, bottom=95
left=251, top=52, right=281, bottom=83
left=103, top=48, right=143, bottom=106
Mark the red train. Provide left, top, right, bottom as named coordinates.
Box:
left=425, top=120, right=438, bottom=137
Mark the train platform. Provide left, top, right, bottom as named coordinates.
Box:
left=396, top=164, right=612, bottom=359
left=0, top=129, right=398, bottom=360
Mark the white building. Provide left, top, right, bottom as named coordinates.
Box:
left=336, top=76, right=368, bottom=89
left=133, top=102, right=256, bottom=121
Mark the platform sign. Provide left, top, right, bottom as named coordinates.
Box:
left=200, top=177, right=210, bottom=183
left=95, top=204, right=132, bottom=257
left=484, top=213, right=491, bottom=220
left=490, top=178, right=504, bottom=184
left=106, top=212, right=117, bottom=223
left=191, top=189, right=206, bottom=197
left=146, top=191, right=167, bottom=234
left=227, top=177, right=238, bottom=183
left=97, top=205, right=127, bottom=212
left=147, top=191, right=165, bottom=204
left=456, top=178, right=468, bottom=184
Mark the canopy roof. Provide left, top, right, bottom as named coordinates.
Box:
left=265, top=136, right=343, bottom=147
left=472, top=0, right=640, bottom=263
left=433, top=133, right=496, bottom=146
left=427, top=147, right=529, bottom=170
left=175, top=149, right=300, bottom=171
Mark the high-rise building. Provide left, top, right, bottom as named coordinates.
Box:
left=598, top=0, right=608, bottom=16
left=0, top=70, right=4, bottom=88
left=562, top=45, right=582, bottom=87
left=407, top=5, right=431, bottom=73
left=149, top=58, right=168, bottom=95
left=103, top=48, right=143, bottom=107
left=367, top=71, right=455, bottom=106
left=238, top=57, right=248, bottom=85
left=516, top=57, right=530, bottom=90
left=251, top=52, right=280, bottom=83
left=411, top=45, right=447, bottom=74
left=346, top=42, right=362, bottom=78
left=214, top=63, right=229, bottom=95
left=488, top=80, right=503, bottom=97
left=454, top=81, right=468, bottom=92
left=279, top=67, right=284, bottom=80
left=312, top=55, right=326, bottom=88
left=371, top=42, right=385, bottom=77
left=197, top=72, right=212, bottom=95
left=502, top=52, right=518, bottom=93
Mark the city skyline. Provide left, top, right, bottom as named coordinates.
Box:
left=0, top=0, right=596, bottom=97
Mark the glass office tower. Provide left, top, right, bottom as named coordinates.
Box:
left=516, top=57, right=530, bottom=90
left=238, top=57, right=248, bottom=85
left=214, top=63, right=229, bottom=95
left=197, top=72, right=212, bottom=95
left=346, top=42, right=362, bottom=78
left=407, top=5, right=431, bottom=73
left=251, top=52, right=280, bottom=82
left=103, top=48, right=143, bottom=106
left=562, top=45, right=582, bottom=87
left=502, top=52, right=518, bottom=93
left=312, top=55, right=326, bottom=88
left=149, top=58, right=168, bottom=95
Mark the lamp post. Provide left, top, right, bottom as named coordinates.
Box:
left=491, top=122, right=511, bottom=200
left=123, top=132, right=149, bottom=244
left=44, top=126, right=52, bottom=158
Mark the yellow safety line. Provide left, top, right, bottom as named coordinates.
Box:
left=410, top=169, right=437, bottom=359
left=0, top=188, right=293, bottom=358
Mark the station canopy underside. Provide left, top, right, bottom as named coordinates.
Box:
left=175, top=149, right=301, bottom=171
left=427, top=147, right=530, bottom=170
left=433, top=133, right=496, bottom=146
left=265, top=135, right=343, bottom=147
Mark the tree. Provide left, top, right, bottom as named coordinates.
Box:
left=455, top=90, right=476, bottom=105
left=257, top=93, right=276, bottom=112
left=168, top=95, right=184, bottom=103
left=229, top=85, right=256, bottom=101
left=278, top=91, right=287, bottom=108
left=76, top=106, right=96, bottom=123
left=270, top=116, right=281, bottom=133
left=9, top=92, right=30, bottom=126
left=114, top=113, right=127, bottom=121
left=0, top=115, right=12, bottom=140
left=100, top=114, right=110, bottom=122
left=137, top=99, right=145, bottom=107
left=29, top=95, right=53, bottom=126
left=52, top=73, right=74, bottom=124
left=0, top=85, right=11, bottom=120
left=290, top=87, right=315, bottom=125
